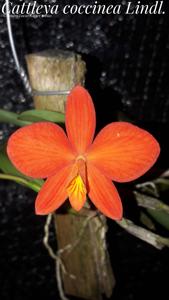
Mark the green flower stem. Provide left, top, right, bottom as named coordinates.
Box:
left=0, top=109, right=31, bottom=127
left=0, top=173, right=41, bottom=192
left=146, top=209, right=169, bottom=231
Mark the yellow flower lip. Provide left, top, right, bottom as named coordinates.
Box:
left=67, top=157, right=87, bottom=210
left=67, top=174, right=87, bottom=205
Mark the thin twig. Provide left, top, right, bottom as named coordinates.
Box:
left=134, top=191, right=169, bottom=213
left=116, top=218, right=169, bottom=250
left=43, top=214, right=56, bottom=260
left=56, top=260, right=69, bottom=300
left=136, top=181, right=159, bottom=197
left=43, top=214, right=70, bottom=300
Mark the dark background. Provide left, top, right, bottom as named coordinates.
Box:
left=0, top=0, right=169, bottom=299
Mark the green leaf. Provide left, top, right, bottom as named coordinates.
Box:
left=0, top=173, right=41, bottom=192
left=147, top=208, right=169, bottom=231
left=18, top=109, right=65, bottom=123
left=155, top=178, right=169, bottom=192
left=0, top=144, right=22, bottom=176
left=0, top=109, right=31, bottom=127
left=0, top=109, right=65, bottom=127
left=0, top=144, right=44, bottom=190
left=140, top=212, right=156, bottom=231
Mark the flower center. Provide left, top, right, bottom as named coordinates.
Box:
left=66, top=157, right=87, bottom=210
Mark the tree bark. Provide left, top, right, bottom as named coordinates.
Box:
left=26, top=49, right=115, bottom=300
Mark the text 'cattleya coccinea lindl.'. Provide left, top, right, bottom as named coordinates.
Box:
left=7, top=86, right=160, bottom=220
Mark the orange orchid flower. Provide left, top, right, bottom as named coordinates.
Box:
left=7, top=86, right=160, bottom=220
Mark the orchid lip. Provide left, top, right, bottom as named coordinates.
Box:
left=67, top=155, right=87, bottom=210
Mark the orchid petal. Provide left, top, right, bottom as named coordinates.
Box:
left=87, top=122, right=160, bottom=182
left=88, top=164, right=122, bottom=220
left=7, top=122, right=75, bottom=178
left=65, top=86, right=96, bottom=153
left=35, top=165, right=72, bottom=215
